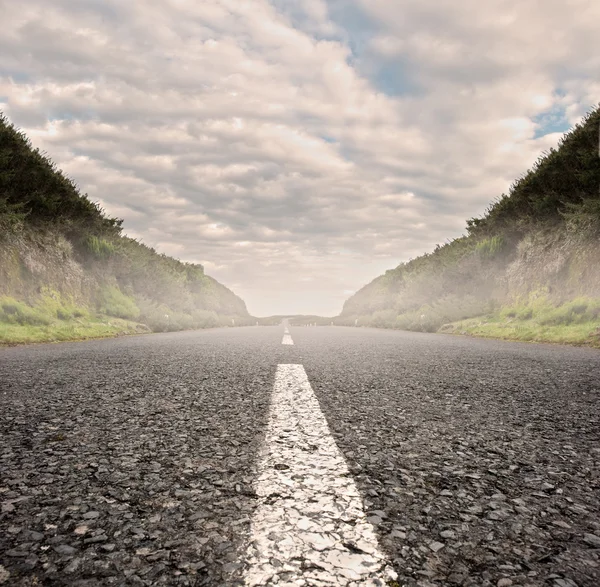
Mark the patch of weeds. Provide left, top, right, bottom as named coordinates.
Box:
left=0, top=317, right=149, bottom=345
left=56, top=308, right=71, bottom=320
left=517, top=308, right=533, bottom=320
left=38, top=287, right=90, bottom=321
left=84, top=235, right=116, bottom=259
left=98, top=285, right=140, bottom=320
left=475, top=235, right=506, bottom=259
left=445, top=295, right=600, bottom=347
left=0, top=297, right=51, bottom=326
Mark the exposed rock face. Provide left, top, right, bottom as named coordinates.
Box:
left=0, top=231, right=90, bottom=301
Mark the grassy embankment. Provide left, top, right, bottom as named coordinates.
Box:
left=0, top=114, right=252, bottom=345
left=0, top=292, right=149, bottom=345
left=338, top=106, right=600, bottom=347
left=441, top=295, right=600, bottom=346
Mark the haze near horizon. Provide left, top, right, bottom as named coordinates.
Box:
left=2, top=0, right=599, bottom=315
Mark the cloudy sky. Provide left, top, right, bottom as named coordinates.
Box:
left=1, top=0, right=598, bottom=316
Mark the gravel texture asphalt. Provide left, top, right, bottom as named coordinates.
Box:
left=1, top=326, right=599, bottom=587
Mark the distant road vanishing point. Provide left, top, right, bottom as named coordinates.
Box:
left=1, top=326, right=599, bottom=586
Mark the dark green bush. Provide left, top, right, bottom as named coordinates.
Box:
left=0, top=115, right=122, bottom=240
left=468, top=106, right=600, bottom=236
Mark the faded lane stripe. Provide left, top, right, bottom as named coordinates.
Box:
left=244, top=364, right=396, bottom=586
left=282, top=334, right=294, bottom=345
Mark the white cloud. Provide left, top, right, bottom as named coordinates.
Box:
left=1, top=0, right=598, bottom=315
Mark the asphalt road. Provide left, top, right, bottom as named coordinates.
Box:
left=1, top=326, right=599, bottom=586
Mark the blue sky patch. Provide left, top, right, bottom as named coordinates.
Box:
left=320, top=135, right=337, bottom=144
left=533, top=104, right=571, bottom=139
left=370, top=60, right=419, bottom=97
left=324, top=0, right=380, bottom=58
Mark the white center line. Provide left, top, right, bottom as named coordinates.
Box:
left=282, top=334, right=294, bottom=345
left=244, top=364, right=396, bottom=586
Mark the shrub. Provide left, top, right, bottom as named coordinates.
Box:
left=0, top=297, right=51, bottom=326
left=517, top=308, right=533, bottom=320
left=37, top=288, right=90, bottom=321
left=538, top=297, right=600, bottom=326
left=0, top=197, right=26, bottom=233
left=56, top=308, right=71, bottom=320
left=475, top=235, right=506, bottom=259
left=85, top=235, right=116, bottom=259
left=562, top=198, right=600, bottom=236
left=98, top=286, right=140, bottom=320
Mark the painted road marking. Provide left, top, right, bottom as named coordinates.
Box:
left=282, top=334, right=294, bottom=345
left=244, top=364, right=396, bottom=586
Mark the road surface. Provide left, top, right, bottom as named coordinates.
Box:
left=1, top=326, right=599, bottom=586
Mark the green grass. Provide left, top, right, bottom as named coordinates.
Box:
left=442, top=295, right=600, bottom=347
left=85, top=235, right=116, bottom=259
left=98, top=285, right=140, bottom=320
left=0, top=292, right=251, bottom=345
left=1, top=291, right=93, bottom=324
left=0, top=318, right=150, bottom=345
left=0, top=296, right=52, bottom=326
left=0, top=294, right=149, bottom=345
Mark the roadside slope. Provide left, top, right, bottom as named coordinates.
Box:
left=0, top=114, right=252, bottom=344
left=338, top=106, right=600, bottom=347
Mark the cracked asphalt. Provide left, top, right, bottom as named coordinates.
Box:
left=1, top=326, right=599, bottom=586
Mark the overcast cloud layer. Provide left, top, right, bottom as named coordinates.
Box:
left=1, top=0, right=599, bottom=315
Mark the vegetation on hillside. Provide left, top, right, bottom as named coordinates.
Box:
left=0, top=114, right=251, bottom=343
left=338, top=106, right=600, bottom=346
